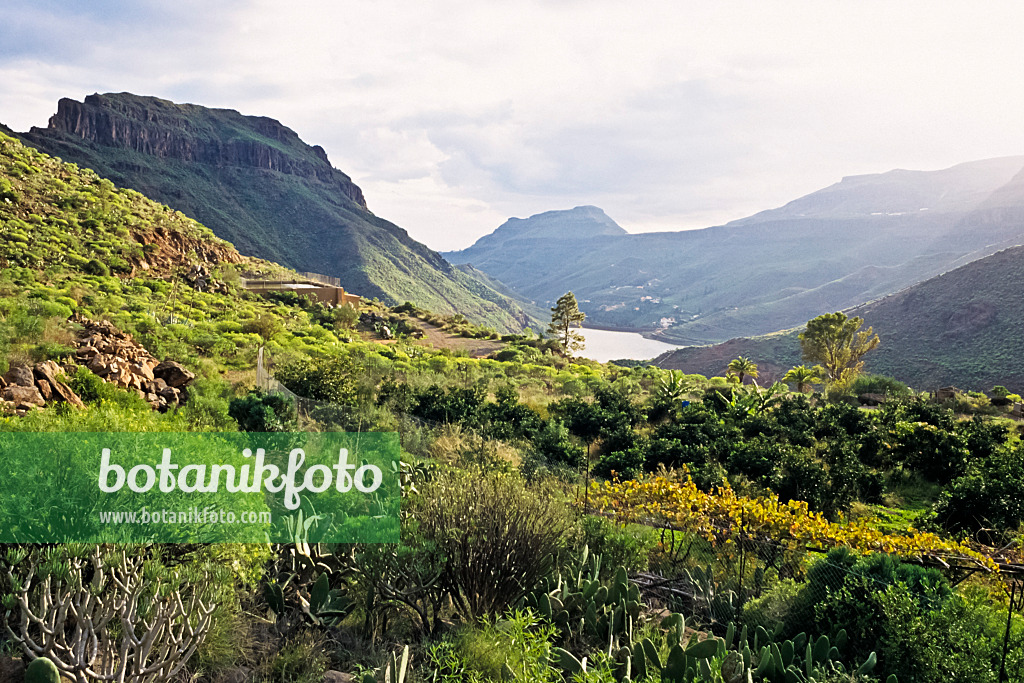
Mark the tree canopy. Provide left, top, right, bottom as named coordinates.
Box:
left=549, top=291, right=586, bottom=355
left=799, top=312, right=879, bottom=387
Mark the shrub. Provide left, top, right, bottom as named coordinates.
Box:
left=229, top=389, right=298, bottom=432
left=429, top=610, right=560, bottom=683
left=411, top=467, right=573, bottom=620
left=83, top=259, right=109, bottom=276
left=67, top=366, right=106, bottom=403
left=742, top=578, right=803, bottom=632
left=850, top=373, right=912, bottom=398
left=241, top=314, right=282, bottom=341
left=579, top=515, right=656, bottom=575
left=530, top=419, right=584, bottom=468
left=275, top=354, right=356, bottom=406
left=931, top=443, right=1024, bottom=541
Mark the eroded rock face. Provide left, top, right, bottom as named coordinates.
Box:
left=39, top=94, right=367, bottom=208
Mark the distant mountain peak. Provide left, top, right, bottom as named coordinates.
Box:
left=444, top=205, right=626, bottom=265
left=506, top=205, right=624, bottom=230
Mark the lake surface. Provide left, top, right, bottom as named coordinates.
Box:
left=577, top=327, right=683, bottom=363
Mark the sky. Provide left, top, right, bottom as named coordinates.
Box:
left=4, top=1, right=1024, bottom=251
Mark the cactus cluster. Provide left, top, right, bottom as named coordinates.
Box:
left=532, top=548, right=896, bottom=683
left=681, top=564, right=746, bottom=625
left=265, top=570, right=355, bottom=628
left=264, top=510, right=356, bottom=634
left=553, top=618, right=895, bottom=683
left=523, top=546, right=643, bottom=646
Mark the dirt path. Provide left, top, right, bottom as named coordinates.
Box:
left=406, top=318, right=504, bottom=358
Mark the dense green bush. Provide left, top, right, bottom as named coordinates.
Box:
left=931, top=443, right=1024, bottom=540
left=228, top=389, right=297, bottom=432
left=275, top=354, right=356, bottom=406
left=410, top=467, right=573, bottom=621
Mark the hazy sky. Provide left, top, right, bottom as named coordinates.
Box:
left=4, top=1, right=1024, bottom=251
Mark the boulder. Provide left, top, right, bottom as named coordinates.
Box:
left=49, top=379, right=85, bottom=408
left=87, top=356, right=110, bottom=376
left=3, top=365, right=35, bottom=387
left=35, top=378, right=53, bottom=402
left=154, top=361, right=195, bottom=388
left=132, top=362, right=155, bottom=381
left=323, top=672, right=355, bottom=683
left=34, top=362, right=86, bottom=409
left=2, top=384, right=45, bottom=408
left=857, top=393, right=887, bottom=406
left=158, top=386, right=181, bottom=402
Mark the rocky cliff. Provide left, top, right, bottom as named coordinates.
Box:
left=33, top=93, right=366, bottom=207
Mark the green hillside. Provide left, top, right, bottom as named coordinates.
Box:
left=17, top=93, right=542, bottom=332
left=655, top=245, right=1024, bottom=393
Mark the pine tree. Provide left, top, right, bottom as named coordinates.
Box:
left=549, top=292, right=586, bottom=355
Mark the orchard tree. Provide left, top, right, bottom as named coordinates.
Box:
left=799, top=312, right=879, bottom=388
left=549, top=291, right=586, bottom=355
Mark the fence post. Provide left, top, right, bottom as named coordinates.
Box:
left=999, top=580, right=1019, bottom=683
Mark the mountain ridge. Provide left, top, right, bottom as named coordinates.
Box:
left=17, top=93, right=542, bottom=332
left=446, top=157, right=1024, bottom=342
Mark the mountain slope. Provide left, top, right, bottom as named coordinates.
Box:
left=446, top=158, right=1024, bottom=342
left=653, top=245, right=1024, bottom=392
left=17, top=93, right=541, bottom=332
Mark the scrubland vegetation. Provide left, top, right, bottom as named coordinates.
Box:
left=3, top=131, right=1024, bottom=682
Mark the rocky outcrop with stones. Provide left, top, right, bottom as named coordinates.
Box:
left=183, top=263, right=230, bottom=294
left=0, top=360, right=84, bottom=416
left=71, top=317, right=195, bottom=411
left=0, top=318, right=197, bottom=416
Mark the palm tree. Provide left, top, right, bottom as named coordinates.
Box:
left=783, top=364, right=822, bottom=393
left=726, top=356, right=759, bottom=386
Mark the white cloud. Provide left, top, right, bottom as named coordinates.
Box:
left=4, top=1, right=1024, bottom=250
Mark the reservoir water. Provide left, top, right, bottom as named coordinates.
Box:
left=577, top=327, right=683, bottom=363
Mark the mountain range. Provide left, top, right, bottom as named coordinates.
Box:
left=446, top=158, right=1024, bottom=344
left=14, top=93, right=543, bottom=332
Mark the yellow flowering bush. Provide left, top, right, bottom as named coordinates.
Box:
left=589, top=470, right=1005, bottom=572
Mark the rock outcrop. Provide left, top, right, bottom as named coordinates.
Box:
left=71, top=317, right=194, bottom=411
left=0, top=317, right=197, bottom=416
left=0, top=359, right=82, bottom=415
